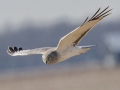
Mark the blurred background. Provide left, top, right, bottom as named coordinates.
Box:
left=0, top=0, right=120, bottom=90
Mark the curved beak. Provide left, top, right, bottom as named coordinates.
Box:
left=45, top=60, right=48, bottom=64
left=43, top=59, right=47, bottom=64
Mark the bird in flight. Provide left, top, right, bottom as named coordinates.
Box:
left=7, top=6, right=112, bottom=64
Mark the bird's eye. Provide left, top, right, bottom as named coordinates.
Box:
left=48, top=55, right=51, bottom=60
left=49, top=56, right=51, bottom=60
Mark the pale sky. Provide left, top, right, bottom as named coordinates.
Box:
left=0, top=0, right=119, bottom=28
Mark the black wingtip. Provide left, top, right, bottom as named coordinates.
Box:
left=19, top=47, right=23, bottom=51
left=89, top=7, right=101, bottom=21
left=81, top=6, right=112, bottom=26
left=14, top=46, right=18, bottom=52
left=81, top=17, right=89, bottom=26
left=8, top=46, right=23, bottom=53
left=8, top=46, right=14, bottom=53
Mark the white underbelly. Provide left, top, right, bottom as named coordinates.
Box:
left=58, top=46, right=90, bottom=62
left=58, top=47, right=80, bottom=62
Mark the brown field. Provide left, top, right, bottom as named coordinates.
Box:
left=0, top=66, right=120, bottom=90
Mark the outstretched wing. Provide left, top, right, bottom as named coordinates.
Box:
left=56, top=6, right=112, bottom=51
left=7, top=46, right=55, bottom=56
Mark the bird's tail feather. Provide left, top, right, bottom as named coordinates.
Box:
left=79, top=45, right=98, bottom=49
left=77, top=45, right=98, bottom=54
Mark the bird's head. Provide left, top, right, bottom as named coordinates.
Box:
left=42, top=51, right=58, bottom=64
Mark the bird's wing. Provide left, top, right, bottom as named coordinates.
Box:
left=7, top=46, right=55, bottom=56
left=56, top=6, right=112, bottom=51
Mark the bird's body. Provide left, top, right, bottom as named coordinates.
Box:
left=7, top=6, right=112, bottom=64
left=57, top=46, right=92, bottom=63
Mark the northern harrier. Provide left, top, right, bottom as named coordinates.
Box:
left=7, top=6, right=112, bottom=64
